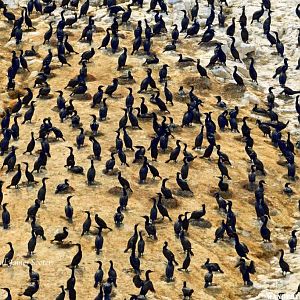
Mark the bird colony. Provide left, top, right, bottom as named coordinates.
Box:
left=0, top=0, right=299, bottom=299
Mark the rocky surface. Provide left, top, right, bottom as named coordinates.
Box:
left=0, top=0, right=299, bottom=299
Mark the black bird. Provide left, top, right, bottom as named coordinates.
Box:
left=25, top=199, right=40, bottom=222
left=182, top=281, right=194, bottom=299
left=197, top=59, right=209, bottom=78
left=104, top=152, right=116, bottom=174
left=189, top=204, right=206, bottom=221
left=280, top=86, right=300, bottom=96
left=288, top=230, right=298, bottom=253
left=27, top=230, right=37, bottom=256
left=129, top=245, right=141, bottom=274
left=23, top=162, right=38, bottom=185
left=235, top=259, right=255, bottom=286
left=55, top=285, right=65, bottom=300
left=251, top=4, right=264, bottom=24
left=79, top=0, right=89, bottom=18
left=51, top=227, right=68, bottom=243
left=19, top=50, right=30, bottom=71
left=180, top=10, right=189, bottom=32
left=65, top=196, right=73, bottom=222
left=2, top=203, right=10, bottom=229
left=204, top=267, right=213, bottom=288
left=218, top=157, right=231, bottom=179
left=274, top=32, right=285, bottom=57
left=65, top=147, right=75, bottom=168
left=239, top=6, right=247, bottom=27
left=19, top=280, right=39, bottom=299
left=142, top=215, right=157, bottom=239
left=139, top=269, right=155, bottom=296
left=159, top=179, right=173, bottom=201
left=114, top=206, right=124, bottom=226
left=24, top=46, right=36, bottom=57
left=233, top=66, right=244, bottom=86
left=176, top=172, right=192, bottom=193
left=260, top=215, right=271, bottom=242
left=66, top=266, right=76, bottom=290
left=43, top=1, right=56, bottom=15
left=163, top=241, right=178, bottom=265
left=178, top=250, right=191, bottom=272
left=202, top=258, right=224, bottom=273
left=191, top=0, right=199, bottom=21
left=69, top=243, right=82, bottom=268
left=108, top=260, right=117, bottom=287
left=3, top=5, right=15, bottom=22
left=0, top=181, right=3, bottom=207
left=99, top=28, right=111, bottom=49
left=137, top=231, right=145, bottom=258
left=23, top=132, right=35, bottom=155
left=233, top=233, right=249, bottom=259
left=25, top=263, right=40, bottom=282
left=218, top=5, right=226, bottom=27
left=81, top=211, right=91, bottom=236
left=95, top=214, right=113, bottom=231
left=124, top=224, right=139, bottom=253
left=31, top=217, right=46, bottom=240
left=55, top=179, right=70, bottom=194
left=43, top=21, right=53, bottom=44
left=58, top=53, right=71, bottom=67
left=76, top=128, right=85, bottom=149
left=157, top=193, right=172, bottom=221
left=179, top=231, right=194, bottom=255
left=165, top=140, right=181, bottom=163
left=93, top=226, right=103, bottom=254
left=117, top=47, right=127, bottom=70
left=94, top=261, right=104, bottom=287
left=226, top=17, right=236, bottom=36
left=249, top=58, right=258, bottom=83
left=1, top=242, right=14, bottom=266
left=118, top=171, right=132, bottom=192
left=178, top=54, right=196, bottom=63
left=87, top=160, right=96, bottom=185
left=65, top=13, right=77, bottom=27
left=105, top=78, right=119, bottom=97
left=121, top=4, right=132, bottom=23
left=79, top=47, right=95, bottom=63
left=6, top=164, right=22, bottom=189
left=230, top=37, right=242, bottom=62
left=278, top=249, right=292, bottom=276
left=22, top=101, right=36, bottom=124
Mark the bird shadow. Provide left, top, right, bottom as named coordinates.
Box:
left=161, top=198, right=179, bottom=209
left=101, top=168, right=120, bottom=176
left=189, top=219, right=212, bottom=229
